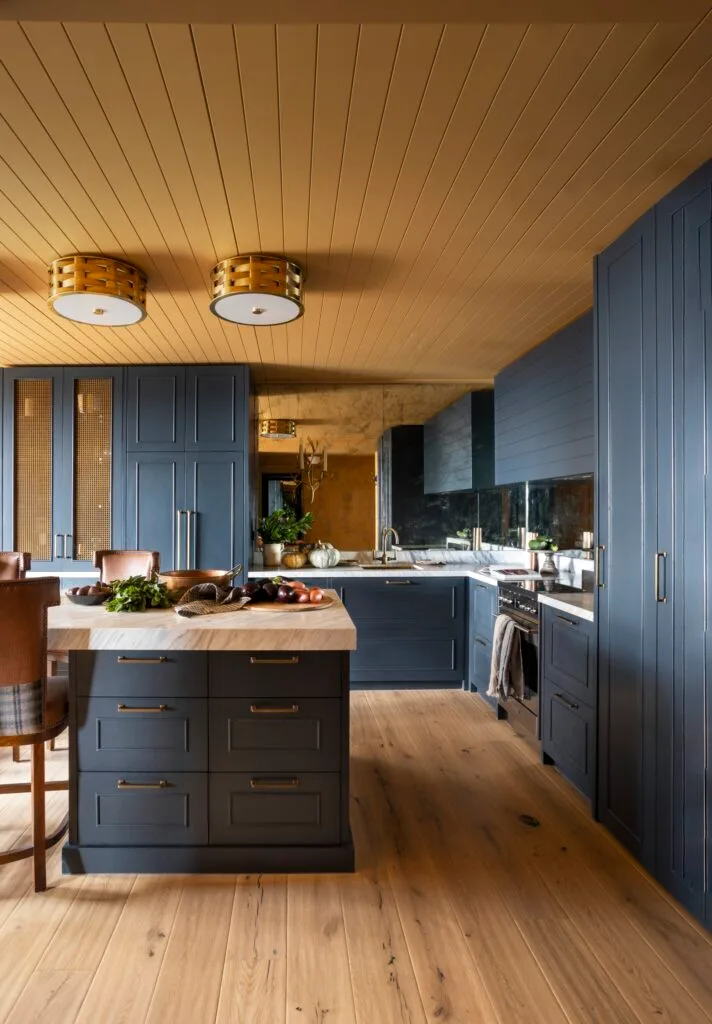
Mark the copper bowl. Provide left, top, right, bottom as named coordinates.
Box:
left=157, top=569, right=236, bottom=595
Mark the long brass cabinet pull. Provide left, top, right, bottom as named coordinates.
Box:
left=654, top=551, right=668, bottom=603
left=250, top=778, right=300, bottom=790
left=249, top=655, right=299, bottom=665
left=117, top=656, right=168, bottom=665
left=595, top=544, right=606, bottom=588
left=117, top=703, right=168, bottom=713
left=384, top=579, right=414, bottom=585
left=556, top=614, right=579, bottom=627
left=116, top=779, right=168, bottom=790
left=553, top=693, right=579, bottom=711
left=250, top=704, right=299, bottom=714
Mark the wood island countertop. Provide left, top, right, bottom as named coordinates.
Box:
left=47, top=591, right=356, bottom=651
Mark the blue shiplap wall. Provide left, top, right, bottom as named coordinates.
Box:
left=494, top=312, right=594, bottom=485
left=423, top=394, right=473, bottom=494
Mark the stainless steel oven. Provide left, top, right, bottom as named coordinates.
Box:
left=497, top=583, right=540, bottom=738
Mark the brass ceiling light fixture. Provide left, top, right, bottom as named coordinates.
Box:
left=48, top=254, right=147, bottom=326
left=209, top=253, right=303, bottom=325
left=259, top=418, right=297, bottom=440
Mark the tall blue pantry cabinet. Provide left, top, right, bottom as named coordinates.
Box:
left=596, top=161, right=712, bottom=927
left=2, top=365, right=253, bottom=582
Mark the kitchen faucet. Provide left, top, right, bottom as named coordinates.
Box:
left=380, top=526, right=400, bottom=564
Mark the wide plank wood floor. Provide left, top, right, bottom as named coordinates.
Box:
left=1, top=690, right=711, bottom=1023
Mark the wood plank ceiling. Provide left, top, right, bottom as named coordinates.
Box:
left=0, top=16, right=711, bottom=382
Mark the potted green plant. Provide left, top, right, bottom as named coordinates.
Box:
left=528, top=535, right=559, bottom=575
left=258, top=506, right=314, bottom=567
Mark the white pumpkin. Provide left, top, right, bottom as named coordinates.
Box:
left=325, top=543, right=340, bottom=567
left=308, top=541, right=332, bottom=569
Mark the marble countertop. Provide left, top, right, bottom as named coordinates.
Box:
left=537, top=591, right=594, bottom=622
left=47, top=591, right=357, bottom=651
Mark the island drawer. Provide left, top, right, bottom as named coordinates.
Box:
left=76, top=772, right=208, bottom=846
left=209, top=772, right=341, bottom=846
left=209, top=652, right=343, bottom=698
left=209, top=698, right=341, bottom=772
left=74, top=652, right=208, bottom=698
left=76, top=697, right=208, bottom=772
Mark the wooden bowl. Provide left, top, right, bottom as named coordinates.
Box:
left=157, top=569, right=234, bottom=595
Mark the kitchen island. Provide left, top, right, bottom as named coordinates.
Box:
left=48, top=594, right=356, bottom=875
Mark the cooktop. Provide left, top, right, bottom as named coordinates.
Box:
left=500, top=579, right=585, bottom=595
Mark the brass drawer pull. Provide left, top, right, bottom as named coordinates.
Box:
left=654, top=551, right=668, bottom=603
left=116, top=779, right=168, bottom=790
left=117, top=703, right=168, bottom=713
left=552, top=693, right=579, bottom=712
left=384, top=579, right=414, bottom=585
left=556, top=614, right=579, bottom=626
left=249, top=777, right=300, bottom=790
left=249, top=656, right=299, bottom=665
left=595, top=544, right=606, bottom=588
left=249, top=704, right=300, bottom=714
left=117, top=656, right=168, bottom=665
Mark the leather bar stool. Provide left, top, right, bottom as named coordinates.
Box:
left=0, top=554, right=33, bottom=764
left=0, top=577, right=69, bottom=891
left=93, top=549, right=160, bottom=583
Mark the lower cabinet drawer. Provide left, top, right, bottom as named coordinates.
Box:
left=351, top=636, right=462, bottom=683
left=209, top=652, right=343, bottom=698
left=209, top=772, right=341, bottom=846
left=210, top=698, right=341, bottom=772
left=77, top=697, right=208, bottom=772
left=541, top=685, right=595, bottom=798
left=77, top=772, right=208, bottom=846
left=75, top=651, right=207, bottom=697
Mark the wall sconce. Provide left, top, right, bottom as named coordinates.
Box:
left=298, top=437, right=329, bottom=503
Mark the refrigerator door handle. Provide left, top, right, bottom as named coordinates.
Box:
left=186, top=509, right=194, bottom=570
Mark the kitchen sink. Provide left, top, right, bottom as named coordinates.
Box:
left=356, top=562, right=420, bottom=570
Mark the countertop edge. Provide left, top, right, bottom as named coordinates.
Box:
left=537, top=592, right=594, bottom=622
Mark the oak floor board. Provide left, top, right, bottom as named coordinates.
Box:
left=73, top=876, right=183, bottom=1024
left=0, top=693, right=709, bottom=1023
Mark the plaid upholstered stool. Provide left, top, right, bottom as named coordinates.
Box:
left=0, top=578, right=69, bottom=892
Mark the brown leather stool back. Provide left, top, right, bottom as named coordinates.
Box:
left=93, top=549, right=160, bottom=583
left=0, top=552, right=31, bottom=580
left=0, top=578, right=59, bottom=737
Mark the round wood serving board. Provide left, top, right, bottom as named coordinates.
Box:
left=246, top=594, right=336, bottom=612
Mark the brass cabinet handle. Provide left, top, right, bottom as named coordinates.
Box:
left=64, top=533, right=73, bottom=559
left=553, top=693, right=579, bottom=711
left=384, top=579, right=414, bottom=585
left=595, top=544, right=606, bottom=588
left=249, top=655, right=299, bottom=665
left=249, top=777, right=300, bottom=790
left=116, top=779, right=168, bottom=790
left=116, top=656, right=168, bottom=665
left=654, top=551, right=668, bottom=603
left=249, top=704, right=299, bottom=714
left=556, top=614, right=579, bottom=627
left=117, top=703, right=168, bottom=713
left=54, top=533, right=64, bottom=559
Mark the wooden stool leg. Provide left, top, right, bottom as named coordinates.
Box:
left=12, top=746, right=22, bottom=762
left=47, top=739, right=55, bottom=752
left=31, top=742, right=46, bottom=893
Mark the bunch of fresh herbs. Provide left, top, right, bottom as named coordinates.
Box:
left=105, top=575, right=174, bottom=613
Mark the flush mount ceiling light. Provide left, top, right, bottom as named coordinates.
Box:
left=48, top=255, right=147, bottom=326
left=259, top=418, right=297, bottom=440
left=209, top=254, right=303, bottom=326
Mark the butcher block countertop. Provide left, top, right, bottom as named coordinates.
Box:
left=47, top=591, right=356, bottom=651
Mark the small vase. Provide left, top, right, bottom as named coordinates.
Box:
left=539, top=551, right=558, bottom=576
left=263, top=542, right=283, bottom=568
left=282, top=550, right=307, bottom=569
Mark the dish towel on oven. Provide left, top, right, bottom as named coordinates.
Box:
left=487, top=613, right=524, bottom=701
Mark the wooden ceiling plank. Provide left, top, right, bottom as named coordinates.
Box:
left=0, top=308, right=70, bottom=364
left=323, top=24, right=445, bottom=369
left=311, top=24, right=402, bottom=368
left=376, top=23, right=614, bottom=370
left=106, top=22, right=231, bottom=362
left=430, top=24, right=712, bottom=369
left=363, top=23, right=573, bottom=368
left=341, top=23, right=528, bottom=369
left=0, top=283, right=112, bottom=365
left=300, top=24, right=360, bottom=373
left=406, top=21, right=700, bottom=366
left=277, top=24, right=317, bottom=369
left=66, top=22, right=231, bottom=365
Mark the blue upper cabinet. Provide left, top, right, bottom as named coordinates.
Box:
left=127, top=366, right=250, bottom=452
left=185, top=367, right=249, bottom=451
left=423, top=390, right=494, bottom=494
left=494, top=312, right=594, bottom=485
left=126, top=367, right=186, bottom=452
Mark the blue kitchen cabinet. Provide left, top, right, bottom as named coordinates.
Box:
left=2, top=367, right=124, bottom=572
left=595, top=211, right=658, bottom=871
left=654, top=167, right=712, bottom=923
left=127, top=365, right=250, bottom=452
left=423, top=390, right=494, bottom=494
left=126, top=452, right=185, bottom=572
left=332, top=576, right=466, bottom=688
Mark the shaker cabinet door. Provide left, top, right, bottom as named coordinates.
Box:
left=126, top=452, right=185, bottom=572
left=185, top=451, right=246, bottom=572
left=126, top=367, right=185, bottom=451
left=185, top=366, right=248, bottom=451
